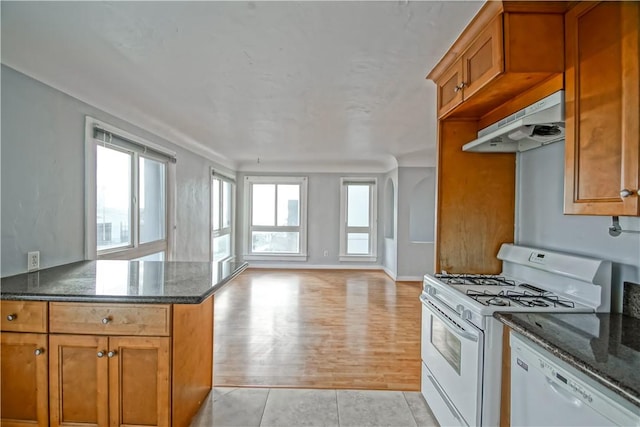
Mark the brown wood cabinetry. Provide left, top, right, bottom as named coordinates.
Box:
left=49, top=334, right=170, bottom=427
left=1, top=296, right=213, bottom=427
left=1, top=300, right=48, bottom=333
left=49, top=334, right=109, bottom=427
left=564, top=1, right=640, bottom=216
left=0, top=333, right=49, bottom=427
left=49, top=302, right=171, bottom=336
left=428, top=1, right=566, bottom=273
left=429, top=1, right=565, bottom=119
left=0, top=301, right=49, bottom=427
left=436, top=120, right=516, bottom=274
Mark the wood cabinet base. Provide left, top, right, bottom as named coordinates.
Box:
left=1, top=296, right=214, bottom=427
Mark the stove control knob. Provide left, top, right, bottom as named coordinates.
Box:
left=428, top=287, right=437, bottom=297
left=456, top=304, right=465, bottom=314
left=462, top=310, right=472, bottom=321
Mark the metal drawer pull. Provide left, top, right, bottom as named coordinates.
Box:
left=97, top=351, right=106, bottom=358
left=6, top=314, right=17, bottom=321
left=101, top=317, right=111, bottom=324
left=107, top=350, right=117, bottom=358
left=34, top=348, right=44, bottom=356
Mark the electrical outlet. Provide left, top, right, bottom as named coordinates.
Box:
left=27, top=251, right=40, bottom=272
left=323, top=250, right=329, bottom=257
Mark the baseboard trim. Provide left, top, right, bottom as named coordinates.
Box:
left=396, top=275, right=425, bottom=282
left=383, top=267, right=397, bottom=281
left=246, top=263, right=385, bottom=271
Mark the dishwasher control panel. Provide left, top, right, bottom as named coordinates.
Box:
left=538, top=358, right=593, bottom=403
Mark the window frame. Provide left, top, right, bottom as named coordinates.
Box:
left=85, top=116, right=176, bottom=261
left=339, top=177, right=378, bottom=262
left=211, top=170, right=236, bottom=263
left=243, top=176, right=308, bottom=261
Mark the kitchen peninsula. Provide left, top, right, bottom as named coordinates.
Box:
left=0, top=260, right=247, bottom=427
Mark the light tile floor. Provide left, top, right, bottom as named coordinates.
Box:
left=190, top=388, right=439, bottom=427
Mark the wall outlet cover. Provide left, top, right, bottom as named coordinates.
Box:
left=27, top=251, right=40, bottom=272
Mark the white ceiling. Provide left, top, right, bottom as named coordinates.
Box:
left=1, top=1, right=483, bottom=172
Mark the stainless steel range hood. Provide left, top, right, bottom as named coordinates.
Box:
left=462, top=91, right=565, bottom=153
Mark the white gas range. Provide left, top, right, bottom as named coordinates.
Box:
left=420, top=244, right=612, bottom=427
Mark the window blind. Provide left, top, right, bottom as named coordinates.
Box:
left=212, top=170, right=236, bottom=184
left=93, top=127, right=177, bottom=163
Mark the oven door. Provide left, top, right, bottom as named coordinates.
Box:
left=421, top=293, right=484, bottom=426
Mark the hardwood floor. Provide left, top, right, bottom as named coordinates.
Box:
left=213, top=269, right=422, bottom=391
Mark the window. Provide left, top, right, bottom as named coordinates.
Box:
left=86, top=117, right=175, bottom=260
left=244, top=176, right=307, bottom=260
left=340, top=178, right=377, bottom=261
left=212, top=172, right=235, bottom=262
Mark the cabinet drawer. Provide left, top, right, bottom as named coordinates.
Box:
left=1, top=300, right=48, bottom=332
left=49, top=303, right=171, bottom=336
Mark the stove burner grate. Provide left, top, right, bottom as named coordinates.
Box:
left=465, top=289, right=576, bottom=308
left=435, top=274, right=516, bottom=287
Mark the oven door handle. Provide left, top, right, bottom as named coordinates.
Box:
left=420, top=295, right=479, bottom=342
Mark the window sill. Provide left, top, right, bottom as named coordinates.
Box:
left=244, top=254, right=308, bottom=262
left=339, top=255, right=377, bottom=263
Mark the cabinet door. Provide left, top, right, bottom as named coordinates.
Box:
left=108, top=337, right=170, bottom=427
left=436, top=60, right=464, bottom=118
left=0, top=333, right=48, bottom=427
left=462, top=15, right=504, bottom=100
left=564, top=2, right=640, bottom=215
left=49, top=335, right=109, bottom=427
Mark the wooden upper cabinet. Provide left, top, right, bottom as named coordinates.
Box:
left=437, top=61, right=464, bottom=116
left=429, top=1, right=565, bottom=119
left=564, top=1, right=640, bottom=216
left=461, top=16, right=504, bottom=100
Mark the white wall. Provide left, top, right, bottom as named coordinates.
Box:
left=1, top=66, right=231, bottom=276
left=235, top=171, right=386, bottom=267
left=396, top=167, right=436, bottom=280
left=382, top=169, right=398, bottom=278
left=516, top=141, right=640, bottom=312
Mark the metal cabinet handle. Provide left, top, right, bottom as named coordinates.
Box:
left=454, top=82, right=468, bottom=93
left=101, top=317, right=111, bottom=324
left=97, top=351, right=106, bottom=358
left=620, top=189, right=635, bottom=198
left=34, top=348, right=44, bottom=356
left=6, top=314, right=17, bottom=321
left=107, top=350, right=117, bottom=358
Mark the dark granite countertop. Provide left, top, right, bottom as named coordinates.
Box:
left=0, top=260, right=248, bottom=304
left=495, top=312, right=640, bottom=408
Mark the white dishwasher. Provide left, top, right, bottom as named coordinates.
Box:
left=510, top=332, right=640, bottom=427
